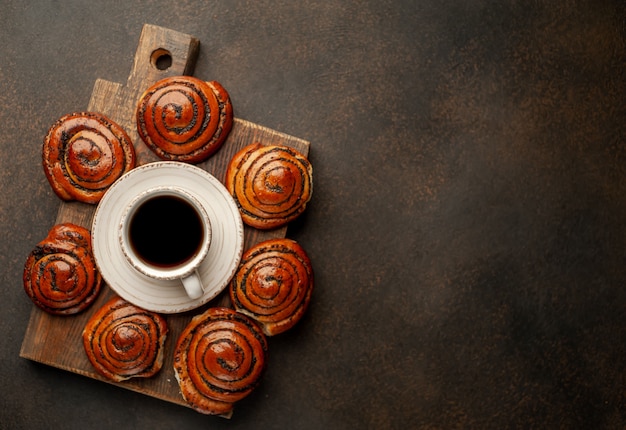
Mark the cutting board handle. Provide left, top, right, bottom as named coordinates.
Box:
left=127, top=24, right=200, bottom=86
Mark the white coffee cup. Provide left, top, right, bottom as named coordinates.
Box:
left=118, top=186, right=212, bottom=300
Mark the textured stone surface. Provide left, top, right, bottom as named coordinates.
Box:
left=1, top=0, right=625, bottom=428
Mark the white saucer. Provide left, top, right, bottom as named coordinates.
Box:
left=91, top=161, right=244, bottom=314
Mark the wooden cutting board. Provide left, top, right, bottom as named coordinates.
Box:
left=20, top=24, right=310, bottom=413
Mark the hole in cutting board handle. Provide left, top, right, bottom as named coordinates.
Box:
left=151, top=48, right=172, bottom=70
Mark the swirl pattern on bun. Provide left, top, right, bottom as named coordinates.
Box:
left=82, top=296, right=168, bottom=382
left=225, top=143, right=312, bottom=230
left=23, top=223, right=102, bottom=315
left=136, top=76, right=233, bottom=163
left=42, top=112, right=136, bottom=204
left=230, top=238, right=313, bottom=335
left=173, top=307, right=268, bottom=416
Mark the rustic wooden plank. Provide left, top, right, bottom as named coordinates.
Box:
left=20, top=23, right=310, bottom=413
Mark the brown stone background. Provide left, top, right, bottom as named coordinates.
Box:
left=1, top=1, right=625, bottom=428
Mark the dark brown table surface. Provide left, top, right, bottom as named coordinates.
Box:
left=1, top=1, right=624, bottom=429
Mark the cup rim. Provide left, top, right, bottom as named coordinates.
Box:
left=118, top=186, right=212, bottom=281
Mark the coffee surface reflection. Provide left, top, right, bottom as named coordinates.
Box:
left=129, top=194, right=204, bottom=268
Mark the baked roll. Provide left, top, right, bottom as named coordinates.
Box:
left=82, top=296, right=168, bottom=382
left=23, top=223, right=102, bottom=315
left=225, top=143, right=313, bottom=230
left=42, top=112, right=136, bottom=204
left=230, top=239, right=313, bottom=336
left=173, top=307, right=268, bottom=416
left=136, top=76, right=233, bottom=163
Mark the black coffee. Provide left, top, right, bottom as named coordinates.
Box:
left=129, top=194, right=204, bottom=268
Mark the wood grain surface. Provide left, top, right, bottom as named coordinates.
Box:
left=19, top=24, right=309, bottom=413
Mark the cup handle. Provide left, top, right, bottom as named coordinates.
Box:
left=181, top=270, right=204, bottom=300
